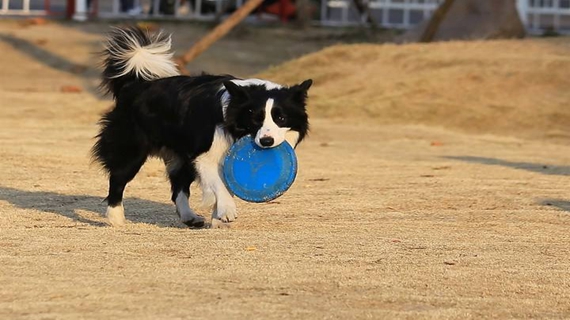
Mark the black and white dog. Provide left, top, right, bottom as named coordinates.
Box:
left=92, top=27, right=311, bottom=228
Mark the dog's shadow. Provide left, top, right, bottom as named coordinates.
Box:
left=444, top=156, right=570, bottom=176
left=539, top=199, right=570, bottom=213
left=0, top=186, right=185, bottom=228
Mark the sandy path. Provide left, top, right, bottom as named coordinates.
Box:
left=1, top=21, right=570, bottom=319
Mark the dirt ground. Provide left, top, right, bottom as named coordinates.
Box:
left=1, top=21, right=570, bottom=319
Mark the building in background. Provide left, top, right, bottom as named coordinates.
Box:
left=0, top=0, right=569, bottom=35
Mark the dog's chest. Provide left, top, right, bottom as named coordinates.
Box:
left=195, top=126, right=233, bottom=166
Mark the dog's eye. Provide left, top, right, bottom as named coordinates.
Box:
left=253, top=113, right=264, bottom=125
left=248, top=109, right=253, bottom=113
left=277, top=116, right=286, bottom=124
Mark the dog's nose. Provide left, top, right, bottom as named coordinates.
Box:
left=259, top=136, right=274, bottom=147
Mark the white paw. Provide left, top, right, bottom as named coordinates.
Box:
left=214, top=201, right=237, bottom=222
left=106, top=205, right=126, bottom=227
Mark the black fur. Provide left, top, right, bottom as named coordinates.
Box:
left=92, top=26, right=311, bottom=225
left=223, top=80, right=311, bottom=143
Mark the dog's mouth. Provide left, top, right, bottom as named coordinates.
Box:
left=255, top=135, right=284, bottom=149
left=254, top=126, right=291, bottom=149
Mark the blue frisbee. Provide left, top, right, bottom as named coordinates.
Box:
left=223, top=136, right=298, bottom=203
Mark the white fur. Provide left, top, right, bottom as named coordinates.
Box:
left=106, top=28, right=179, bottom=81
left=106, top=204, right=126, bottom=226
left=285, top=131, right=300, bottom=147
left=194, top=126, right=237, bottom=223
left=230, top=78, right=282, bottom=90
left=254, top=98, right=290, bottom=148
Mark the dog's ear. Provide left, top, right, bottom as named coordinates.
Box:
left=289, top=79, right=313, bottom=106
left=297, top=79, right=313, bottom=91
left=224, top=81, right=249, bottom=101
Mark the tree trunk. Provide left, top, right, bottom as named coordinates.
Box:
left=352, top=0, right=378, bottom=27
left=174, top=0, right=264, bottom=74
left=295, top=0, right=311, bottom=28
left=400, top=0, right=525, bottom=43
left=419, top=0, right=455, bottom=42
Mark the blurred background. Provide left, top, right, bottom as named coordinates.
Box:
left=0, top=0, right=568, bottom=34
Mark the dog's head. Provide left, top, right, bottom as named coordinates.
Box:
left=223, top=79, right=312, bottom=148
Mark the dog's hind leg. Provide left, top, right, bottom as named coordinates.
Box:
left=166, top=156, right=205, bottom=228
left=105, top=155, right=147, bottom=226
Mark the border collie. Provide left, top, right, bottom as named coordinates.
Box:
left=92, top=27, right=312, bottom=228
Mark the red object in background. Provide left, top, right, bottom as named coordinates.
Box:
left=65, top=0, right=74, bottom=18
left=261, top=0, right=296, bottom=22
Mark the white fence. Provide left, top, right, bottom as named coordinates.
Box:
left=321, top=0, right=442, bottom=27
left=518, top=0, right=570, bottom=33
left=0, top=0, right=236, bottom=18
left=2, top=0, right=570, bottom=34
left=0, top=0, right=50, bottom=15
left=322, top=0, right=570, bottom=33
left=95, top=0, right=240, bottom=20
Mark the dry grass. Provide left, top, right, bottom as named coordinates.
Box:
left=1, top=21, right=570, bottom=319
left=258, top=38, right=570, bottom=142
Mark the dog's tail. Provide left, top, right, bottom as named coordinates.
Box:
left=100, top=26, right=180, bottom=97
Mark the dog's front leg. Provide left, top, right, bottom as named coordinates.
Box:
left=194, top=126, right=237, bottom=227
left=195, top=159, right=237, bottom=227
left=211, top=182, right=237, bottom=223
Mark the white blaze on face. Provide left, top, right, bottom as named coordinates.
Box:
left=254, top=98, right=290, bottom=148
